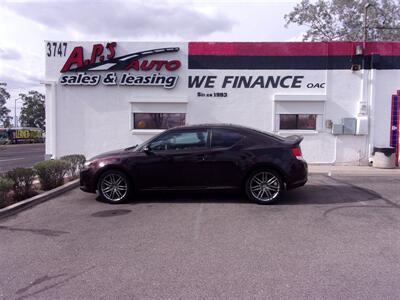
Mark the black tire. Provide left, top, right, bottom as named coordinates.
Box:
left=245, top=169, right=283, bottom=204
left=97, top=170, right=132, bottom=204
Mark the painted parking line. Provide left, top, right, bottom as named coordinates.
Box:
left=0, top=158, right=25, bottom=162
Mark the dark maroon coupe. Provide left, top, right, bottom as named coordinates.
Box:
left=80, top=124, right=307, bottom=204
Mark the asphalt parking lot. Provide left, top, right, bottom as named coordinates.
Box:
left=1, top=173, right=400, bottom=299
left=0, top=144, right=45, bottom=172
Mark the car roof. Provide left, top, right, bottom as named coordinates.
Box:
left=170, top=123, right=250, bottom=131
left=169, top=123, right=285, bottom=141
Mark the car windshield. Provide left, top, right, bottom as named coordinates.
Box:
left=133, top=130, right=167, bottom=151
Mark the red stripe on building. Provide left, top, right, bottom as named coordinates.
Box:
left=189, top=42, right=400, bottom=57
left=364, top=42, right=400, bottom=56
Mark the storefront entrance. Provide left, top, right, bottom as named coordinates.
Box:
left=390, top=92, right=400, bottom=166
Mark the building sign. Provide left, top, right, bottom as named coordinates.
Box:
left=59, top=43, right=181, bottom=89
left=188, top=75, right=326, bottom=98
left=188, top=75, right=316, bottom=89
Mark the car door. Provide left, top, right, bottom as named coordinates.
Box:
left=136, top=128, right=211, bottom=190
left=206, top=128, right=248, bottom=189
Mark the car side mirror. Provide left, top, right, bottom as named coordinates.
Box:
left=143, top=145, right=152, bottom=154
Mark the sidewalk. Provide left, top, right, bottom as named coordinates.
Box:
left=309, top=164, right=400, bottom=176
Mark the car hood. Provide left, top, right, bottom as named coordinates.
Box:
left=89, top=148, right=138, bottom=161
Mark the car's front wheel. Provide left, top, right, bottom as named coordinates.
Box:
left=245, top=169, right=283, bottom=204
left=97, top=170, right=131, bottom=204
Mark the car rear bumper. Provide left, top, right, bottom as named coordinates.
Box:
left=285, top=159, right=308, bottom=190
left=286, top=177, right=307, bottom=190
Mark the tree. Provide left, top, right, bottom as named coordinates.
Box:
left=0, top=83, right=12, bottom=128
left=19, top=91, right=45, bottom=130
left=3, top=116, right=12, bottom=128
left=285, top=0, right=400, bottom=41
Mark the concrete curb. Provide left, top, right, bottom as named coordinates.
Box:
left=308, top=166, right=400, bottom=176
left=0, top=179, right=79, bottom=220
left=310, top=171, right=400, bottom=176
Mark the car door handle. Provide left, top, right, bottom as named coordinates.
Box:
left=195, top=154, right=206, bottom=162
left=160, top=155, right=173, bottom=162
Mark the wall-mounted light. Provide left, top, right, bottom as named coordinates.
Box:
left=325, top=119, right=333, bottom=129
left=355, top=44, right=363, bottom=56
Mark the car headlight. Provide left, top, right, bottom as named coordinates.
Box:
left=84, top=161, right=94, bottom=169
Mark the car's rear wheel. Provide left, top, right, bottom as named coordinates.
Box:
left=245, top=169, right=283, bottom=204
left=97, top=170, right=131, bottom=204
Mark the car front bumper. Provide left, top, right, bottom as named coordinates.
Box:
left=80, top=168, right=97, bottom=193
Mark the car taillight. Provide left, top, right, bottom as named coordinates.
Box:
left=290, top=147, right=303, bottom=160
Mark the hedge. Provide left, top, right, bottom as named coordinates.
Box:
left=34, top=160, right=69, bottom=191
left=0, top=177, right=14, bottom=206
left=60, top=154, right=86, bottom=179
left=1, top=154, right=85, bottom=206
left=6, top=168, right=36, bottom=200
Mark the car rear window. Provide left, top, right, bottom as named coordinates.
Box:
left=211, top=128, right=243, bottom=148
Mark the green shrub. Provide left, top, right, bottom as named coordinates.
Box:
left=0, top=177, right=14, bottom=192
left=34, top=160, right=69, bottom=191
left=6, top=168, right=36, bottom=200
left=0, top=177, right=14, bottom=206
left=60, top=154, right=86, bottom=178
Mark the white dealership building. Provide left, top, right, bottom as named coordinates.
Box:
left=44, top=41, right=400, bottom=165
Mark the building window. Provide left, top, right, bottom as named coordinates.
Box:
left=133, top=113, right=186, bottom=129
left=280, top=114, right=317, bottom=130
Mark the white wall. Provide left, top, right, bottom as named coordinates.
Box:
left=45, top=41, right=398, bottom=165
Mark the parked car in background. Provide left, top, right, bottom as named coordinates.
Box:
left=0, top=127, right=44, bottom=144
left=80, top=124, right=308, bottom=204
left=0, top=128, right=9, bottom=144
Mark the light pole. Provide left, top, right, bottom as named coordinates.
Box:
left=363, top=3, right=371, bottom=42
left=363, top=3, right=400, bottom=42
left=14, top=97, right=22, bottom=127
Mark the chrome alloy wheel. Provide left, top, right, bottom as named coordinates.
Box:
left=249, top=171, right=280, bottom=202
left=100, top=174, right=128, bottom=202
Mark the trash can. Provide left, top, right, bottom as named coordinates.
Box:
left=372, top=147, right=396, bottom=169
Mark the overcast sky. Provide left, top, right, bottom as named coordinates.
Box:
left=0, top=0, right=305, bottom=114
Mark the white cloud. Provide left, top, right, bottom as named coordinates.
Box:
left=286, top=31, right=306, bottom=42
left=2, top=0, right=235, bottom=39
left=0, top=72, right=41, bottom=90
left=0, top=47, right=22, bottom=60
left=0, top=0, right=305, bottom=102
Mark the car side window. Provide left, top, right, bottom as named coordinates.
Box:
left=211, top=128, right=243, bottom=148
left=150, top=130, right=208, bottom=151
